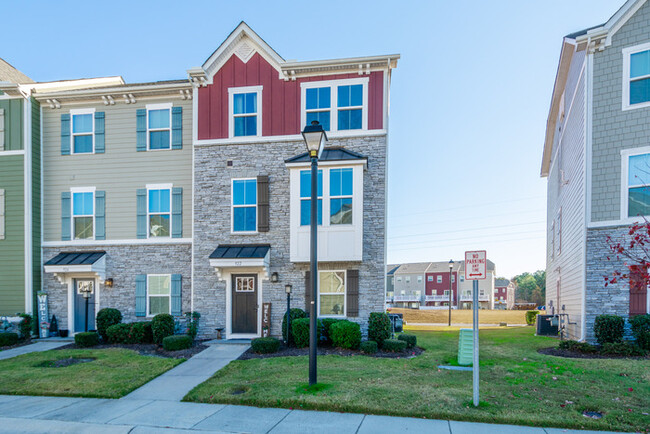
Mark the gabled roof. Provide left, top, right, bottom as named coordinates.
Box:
left=284, top=147, right=368, bottom=164
left=394, top=262, right=431, bottom=274
left=0, top=58, right=33, bottom=84
left=425, top=261, right=462, bottom=273
left=495, top=278, right=510, bottom=287
left=387, top=265, right=401, bottom=275
left=44, top=251, right=106, bottom=266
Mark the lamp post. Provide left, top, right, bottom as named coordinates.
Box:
left=301, top=120, right=327, bottom=386
left=448, top=260, right=454, bottom=327
left=285, top=284, right=292, bottom=346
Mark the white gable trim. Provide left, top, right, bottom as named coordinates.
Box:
left=605, top=0, right=647, bottom=46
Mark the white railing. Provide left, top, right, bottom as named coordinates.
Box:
left=459, top=294, right=490, bottom=302
left=385, top=296, right=394, bottom=303
left=393, top=295, right=421, bottom=302
left=425, top=295, right=451, bottom=302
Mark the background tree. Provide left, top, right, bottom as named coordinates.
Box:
left=512, top=270, right=546, bottom=303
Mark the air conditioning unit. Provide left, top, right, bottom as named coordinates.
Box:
left=536, top=315, right=559, bottom=336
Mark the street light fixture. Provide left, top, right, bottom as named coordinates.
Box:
left=301, top=120, right=327, bottom=386
left=285, top=284, right=293, bottom=346
left=448, top=260, right=454, bottom=327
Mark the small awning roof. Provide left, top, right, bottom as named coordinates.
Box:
left=44, top=251, right=107, bottom=284
left=284, top=147, right=367, bottom=164
left=209, top=244, right=271, bottom=280
left=44, top=251, right=106, bottom=266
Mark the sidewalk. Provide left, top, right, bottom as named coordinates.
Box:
left=0, top=395, right=623, bottom=433
left=0, top=341, right=69, bottom=361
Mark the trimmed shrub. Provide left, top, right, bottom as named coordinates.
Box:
left=368, top=312, right=392, bottom=348
left=106, top=323, right=132, bottom=344
left=96, top=308, right=122, bottom=342
left=594, top=314, right=625, bottom=345
left=398, top=334, right=417, bottom=349
left=601, top=342, right=646, bottom=357
left=629, top=314, right=650, bottom=350
left=162, top=334, right=193, bottom=351
left=152, top=313, right=175, bottom=344
left=282, top=308, right=307, bottom=342
left=360, top=340, right=378, bottom=354
left=525, top=310, right=539, bottom=326
left=75, top=331, right=99, bottom=347
left=185, top=312, right=201, bottom=339
left=558, top=340, right=597, bottom=353
left=382, top=338, right=407, bottom=352
left=130, top=322, right=154, bottom=344
left=251, top=337, right=281, bottom=354
left=291, top=317, right=323, bottom=348
left=0, top=332, right=19, bottom=347
left=330, top=320, right=361, bottom=349
left=18, top=314, right=33, bottom=340
left=321, top=318, right=341, bottom=345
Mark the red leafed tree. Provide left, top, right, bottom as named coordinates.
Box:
left=604, top=220, right=650, bottom=289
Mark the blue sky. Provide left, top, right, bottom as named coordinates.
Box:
left=3, top=0, right=621, bottom=278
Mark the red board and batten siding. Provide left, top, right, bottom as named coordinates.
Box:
left=197, top=53, right=384, bottom=140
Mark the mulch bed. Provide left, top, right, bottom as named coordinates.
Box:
left=239, top=344, right=424, bottom=360
left=55, top=340, right=209, bottom=359
left=0, top=339, right=32, bottom=352
left=538, top=347, right=649, bottom=360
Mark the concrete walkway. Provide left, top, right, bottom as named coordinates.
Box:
left=122, top=343, right=249, bottom=402
left=0, top=395, right=624, bottom=433
left=0, top=341, right=69, bottom=360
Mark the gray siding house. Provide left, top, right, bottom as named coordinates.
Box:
left=392, top=262, right=429, bottom=307
left=542, top=0, right=650, bottom=341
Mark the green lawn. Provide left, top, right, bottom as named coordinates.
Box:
left=184, top=328, right=650, bottom=432
left=0, top=348, right=183, bottom=398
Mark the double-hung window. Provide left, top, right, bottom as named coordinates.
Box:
left=147, top=104, right=171, bottom=150
left=437, top=275, right=443, bottom=283
left=148, top=274, right=171, bottom=316
left=148, top=187, right=171, bottom=237
left=232, top=179, right=257, bottom=232
left=301, top=78, right=368, bottom=133
left=71, top=109, right=94, bottom=154
left=229, top=86, right=262, bottom=138
left=624, top=151, right=650, bottom=218
left=329, top=168, right=352, bottom=225
left=72, top=189, right=94, bottom=240
left=319, top=270, right=346, bottom=317
left=624, top=43, right=650, bottom=109
left=300, top=169, right=323, bottom=226
left=427, top=276, right=433, bottom=282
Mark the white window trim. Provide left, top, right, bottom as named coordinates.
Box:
left=231, top=178, right=258, bottom=234
left=146, top=183, right=173, bottom=239
left=318, top=270, right=347, bottom=318
left=146, top=274, right=172, bottom=317
left=0, top=188, right=5, bottom=240
left=300, top=77, right=369, bottom=133
left=228, top=86, right=263, bottom=139
left=427, top=276, right=433, bottom=282
left=146, top=103, right=173, bottom=151
left=417, top=276, right=423, bottom=283
left=70, top=108, right=95, bottom=155
left=299, top=166, right=358, bottom=228
left=0, top=108, right=5, bottom=151
left=71, top=187, right=95, bottom=241
left=620, top=146, right=650, bottom=221
left=622, top=42, right=650, bottom=111
left=405, top=276, right=411, bottom=283
left=437, top=276, right=443, bottom=283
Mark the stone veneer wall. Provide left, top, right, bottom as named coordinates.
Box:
left=43, top=244, right=191, bottom=331
left=193, top=135, right=387, bottom=339
left=585, top=226, right=633, bottom=342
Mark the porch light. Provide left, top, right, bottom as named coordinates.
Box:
left=104, top=278, right=114, bottom=288
left=285, top=284, right=292, bottom=294
left=301, top=120, right=327, bottom=158
left=271, top=272, right=279, bottom=283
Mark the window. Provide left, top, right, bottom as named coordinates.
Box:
left=148, top=187, right=171, bottom=237
left=301, top=78, right=368, bottom=133
left=405, top=276, right=411, bottom=283
left=444, top=290, right=450, bottom=296
left=72, top=189, right=94, bottom=240
left=300, top=169, right=322, bottom=226
left=460, top=275, right=465, bottom=282
left=148, top=274, right=171, bottom=316
left=452, top=275, right=456, bottom=283
left=397, top=277, right=402, bottom=282
left=417, top=276, right=422, bottom=283
left=0, top=108, right=4, bottom=151
left=229, top=86, right=262, bottom=138
left=427, top=276, right=433, bottom=282
left=147, top=104, right=171, bottom=150
left=319, top=271, right=345, bottom=316
left=624, top=43, right=650, bottom=109
left=70, top=109, right=94, bottom=154
left=232, top=179, right=257, bottom=232
left=624, top=152, right=650, bottom=217
left=329, top=168, right=353, bottom=225
left=437, top=275, right=443, bottom=283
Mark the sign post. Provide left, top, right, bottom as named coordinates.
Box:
left=465, top=250, right=486, bottom=407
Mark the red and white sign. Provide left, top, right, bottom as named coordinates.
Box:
left=465, top=250, right=487, bottom=280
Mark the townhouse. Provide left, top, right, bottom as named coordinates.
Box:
left=494, top=278, right=510, bottom=310
left=542, top=0, right=650, bottom=341
left=457, top=260, right=495, bottom=310
left=391, top=262, right=428, bottom=308
left=1, top=22, right=398, bottom=339
left=424, top=261, right=460, bottom=308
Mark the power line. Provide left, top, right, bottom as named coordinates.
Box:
left=389, top=229, right=546, bottom=248
left=389, top=208, right=546, bottom=230
left=389, top=220, right=545, bottom=240
left=389, top=195, right=546, bottom=219
left=389, top=234, right=545, bottom=252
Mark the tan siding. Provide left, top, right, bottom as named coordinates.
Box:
left=43, top=98, right=192, bottom=241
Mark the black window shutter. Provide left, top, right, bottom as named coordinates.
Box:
left=257, top=175, right=269, bottom=232
left=305, top=271, right=312, bottom=311
left=347, top=269, right=359, bottom=317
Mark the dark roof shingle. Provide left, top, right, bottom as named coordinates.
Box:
left=44, top=251, right=106, bottom=266
left=285, top=147, right=367, bottom=164
left=209, top=244, right=270, bottom=259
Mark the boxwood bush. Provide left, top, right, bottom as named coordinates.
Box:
left=525, top=310, right=539, bottom=326
left=397, top=334, right=417, bottom=349
left=251, top=337, right=281, bottom=354
left=130, top=322, right=154, bottom=344
left=75, top=331, right=99, bottom=347
left=601, top=342, right=646, bottom=357
left=96, top=308, right=122, bottom=342
left=383, top=338, right=407, bottom=352
left=629, top=314, right=650, bottom=350
left=106, top=323, right=132, bottom=344
left=368, top=312, right=392, bottom=348
left=162, top=334, right=193, bottom=351
left=0, top=332, right=19, bottom=347
left=282, top=308, right=307, bottom=343
left=321, top=318, right=341, bottom=345
left=558, top=340, right=597, bottom=353
left=360, top=340, right=378, bottom=354
left=330, top=320, right=361, bottom=349
left=594, top=314, right=625, bottom=345
left=152, top=313, right=175, bottom=344
left=291, top=317, right=323, bottom=348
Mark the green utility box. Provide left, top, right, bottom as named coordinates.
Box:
left=458, top=328, right=474, bottom=366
